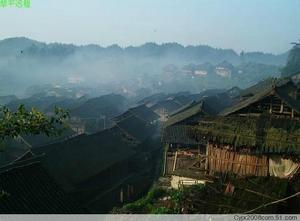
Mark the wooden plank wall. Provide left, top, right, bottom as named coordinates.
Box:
left=208, top=144, right=269, bottom=176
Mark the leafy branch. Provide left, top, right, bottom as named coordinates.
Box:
left=0, top=105, right=70, bottom=140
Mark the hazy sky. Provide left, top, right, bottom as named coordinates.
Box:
left=0, top=0, right=299, bottom=53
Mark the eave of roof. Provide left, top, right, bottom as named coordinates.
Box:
left=163, top=116, right=300, bottom=154
left=164, top=101, right=215, bottom=128
left=116, top=115, right=154, bottom=142
left=128, top=104, right=159, bottom=122
left=275, top=87, right=300, bottom=114
left=220, top=87, right=300, bottom=117
left=219, top=86, right=274, bottom=116
left=164, top=102, right=203, bottom=128
left=32, top=128, right=136, bottom=190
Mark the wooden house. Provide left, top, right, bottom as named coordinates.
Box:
left=32, top=127, right=136, bottom=213
left=30, top=110, right=160, bottom=213
left=0, top=106, right=160, bottom=213
left=162, top=101, right=217, bottom=186
left=162, top=78, right=300, bottom=185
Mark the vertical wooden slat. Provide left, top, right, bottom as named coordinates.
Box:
left=205, top=144, right=273, bottom=177
left=163, top=144, right=169, bottom=176
left=172, top=151, right=178, bottom=172
left=205, top=142, right=209, bottom=174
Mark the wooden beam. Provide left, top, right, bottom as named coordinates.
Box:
left=163, top=144, right=169, bottom=176
left=205, top=142, right=209, bottom=174
left=120, top=188, right=124, bottom=203
left=173, top=151, right=178, bottom=172
left=280, top=101, right=283, bottom=113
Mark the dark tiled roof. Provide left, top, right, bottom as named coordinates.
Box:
left=168, top=101, right=196, bottom=117
left=113, top=105, right=159, bottom=124
left=112, top=110, right=133, bottom=122
left=0, top=138, right=31, bottom=167
left=137, top=93, right=167, bottom=106
left=116, top=115, right=155, bottom=142
left=32, top=127, right=135, bottom=191
left=128, top=105, right=159, bottom=123
left=70, top=94, right=128, bottom=118
left=226, top=86, right=242, bottom=98
left=22, top=128, right=76, bottom=147
left=11, top=150, right=35, bottom=163
left=172, top=95, right=194, bottom=106
left=203, top=92, right=237, bottom=114
left=164, top=101, right=215, bottom=128
left=163, top=125, right=202, bottom=145
left=220, top=78, right=300, bottom=116
left=239, top=77, right=275, bottom=97
left=275, top=87, right=300, bottom=114
left=150, top=99, right=182, bottom=113
left=0, top=161, right=84, bottom=213
left=219, top=86, right=273, bottom=116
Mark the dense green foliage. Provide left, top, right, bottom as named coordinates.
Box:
left=112, top=185, right=205, bottom=214
left=281, top=46, right=300, bottom=77
left=111, top=187, right=174, bottom=214
left=0, top=105, right=69, bottom=140
left=114, top=176, right=298, bottom=214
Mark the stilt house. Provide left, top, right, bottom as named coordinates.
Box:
left=163, top=79, right=300, bottom=186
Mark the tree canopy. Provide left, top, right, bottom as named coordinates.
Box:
left=0, top=105, right=69, bottom=140
left=281, top=45, right=300, bottom=77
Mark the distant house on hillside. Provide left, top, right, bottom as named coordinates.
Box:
left=215, top=67, right=231, bottom=77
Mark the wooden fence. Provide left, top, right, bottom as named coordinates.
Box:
left=207, top=144, right=269, bottom=176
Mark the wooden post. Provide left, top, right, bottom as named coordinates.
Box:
left=280, top=101, right=283, bottom=113
left=205, top=142, right=209, bottom=174
left=292, top=109, right=295, bottom=118
left=163, top=144, right=169, bottom=176
left=173, top=151, right=178, bottom=172
left=120, top=188, right=124, bottom=203
left=198, top=144, right=200, bottom=167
